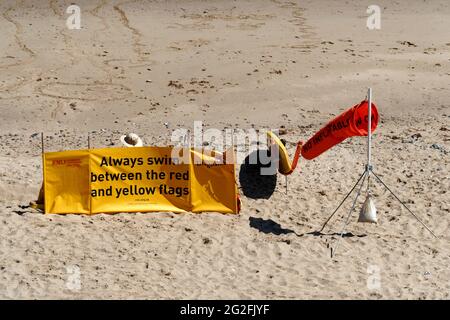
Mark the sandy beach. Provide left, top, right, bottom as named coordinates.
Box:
left=0, top=0, right=449, bottom=299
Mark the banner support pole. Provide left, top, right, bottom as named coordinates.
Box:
left=40, top=132, right=45, bottom=213
left=41, top=132, right=45, bottom=154
left=285, top=176, right=288, bottom=194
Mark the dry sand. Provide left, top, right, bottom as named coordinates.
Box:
left=0, top=0, right=449, bottom=299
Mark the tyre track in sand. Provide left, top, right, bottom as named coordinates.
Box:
left=0, top=1, right=38, bottom=96
left=113, top=0, right=150, bottom=62
left=49, top=0, right=78, bottom=66
left=1, top=0, right=35, bottom=66
left=271, top=0, right=318, bottom=53
left=37, top=0, right=132, bottom=105
left=88, top=0, right=119, bottom=84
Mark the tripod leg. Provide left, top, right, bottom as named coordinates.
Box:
left=331, top=173, right=367, bottom=257
left=371, top=171, right=438, bottom=238
left=319, top=171, right=366, bottom=233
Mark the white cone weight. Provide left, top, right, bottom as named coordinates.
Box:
left=358, top=195, right=377, bottom=223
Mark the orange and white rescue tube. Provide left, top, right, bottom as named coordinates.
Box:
left=301, top=100, right=379, bottom=160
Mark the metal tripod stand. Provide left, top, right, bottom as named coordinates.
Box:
left=319, top=88, right=437, bottom=258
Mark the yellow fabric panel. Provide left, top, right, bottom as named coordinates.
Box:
left=190, top=148, right=238, bottom=213
left=44, top=150, right=90, bottom=214
left=43, top=146, right=238, bottom=214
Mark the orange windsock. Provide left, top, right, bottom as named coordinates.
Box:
left=301, top=100, right=379, bottom=160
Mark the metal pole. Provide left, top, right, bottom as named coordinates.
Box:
left=366, top=88, right=373, bottom=194
left=367, top=88, right=372, bottom=170
left=183, top=130, right=189, bottom=147
left=88, top=133, right=91, bottom=149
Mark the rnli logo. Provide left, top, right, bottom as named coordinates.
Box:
left=52, top=158, right=82, bottom=167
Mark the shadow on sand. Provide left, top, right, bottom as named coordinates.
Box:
left=249, top=217, right=300, bottom=236
left=239, top=149, right=277, bottom=199
left=300, top=230, right=367, bottom=238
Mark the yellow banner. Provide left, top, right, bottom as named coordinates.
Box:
left=43, top=147, right=238, bottom=214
